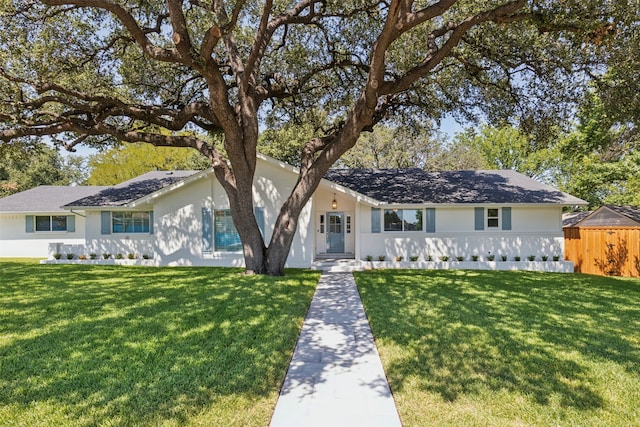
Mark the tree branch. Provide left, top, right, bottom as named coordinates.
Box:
left=42, top=0, right=182, bottom=63
left=382, top=0, right=527, bottom=95
left=167, top=0, right=196, bottom=65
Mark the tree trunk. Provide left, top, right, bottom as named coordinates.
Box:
left=263, top=167, right=326, bottom=276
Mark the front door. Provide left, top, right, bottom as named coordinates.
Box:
left=327, top=212, right=345, bottom=253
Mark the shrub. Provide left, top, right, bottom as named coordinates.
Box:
left=426, top=255, right=433, bottom=261
left=378, top=255, right=386, bottom=261
left=487, top=254, right=495, bottom=261
left=142, top=254, right=151, bottom=260
left=500, top=255, right=507, bottom=261
left=410, top=256, right=419, bottom=262
left=472, top=255, right=479, bottom=261
left=127, top=253, right=137, bottom=260
left=89, top=253, right=97, bottom=260
left=365, top=255, right=373, bottom=261
left=553, top=255, right=560, bottom=261
left=102, top=253, right=111, bottom=259
left=78, top=255, right=88, bottom=260
left=115, top=253, right=123, bottom=260
left=527, top=255, right=536, bottom=261
left=456, top=256, right=464, bottom=261
left=542, top=255, right=549, bottom=261
left=66, top=253, right=75, bottom=260
left=439, top=255, right=449, bottom=262
left=53, top=253, right=62, bottom=260
left=514, top=256, right=521, bottom=261
left=395, top=256, right=404, bottom=262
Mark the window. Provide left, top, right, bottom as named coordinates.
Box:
left=27, top=215, right=73, bottom=232
left=112, top=212, right=150, bottom=233
left=214, top=209, right=242, bottom=251
left=475, top=207, right=511, bottom=231
left=36, top=216, right=52, bottom=231
left=384, top=209, right=423, bottom=231
left=202, top=207, right=264, bottom=253
left=328, top=213, right=342, bottom=234
left=487, top=208, right=499, bottom=228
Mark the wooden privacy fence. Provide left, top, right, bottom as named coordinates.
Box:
left=564, top=227, right=640, bottom=277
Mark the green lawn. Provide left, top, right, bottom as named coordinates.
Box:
left=0, top=260, right=319, bottom=426
left=354, top=270, right=640, bottom=427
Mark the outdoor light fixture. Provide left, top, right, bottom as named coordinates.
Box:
left=332, top=193, right=337, bottom=210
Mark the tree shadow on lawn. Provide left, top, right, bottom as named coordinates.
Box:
left=0, top=263, right=319, bottom=425
left=356, top=270, right=640, bottom=408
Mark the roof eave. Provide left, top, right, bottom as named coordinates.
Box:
left=62, top=170, right=212, bottom=210
left=319, top=178, right=384, bottom=206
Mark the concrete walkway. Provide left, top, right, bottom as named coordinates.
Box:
left=270, top=272, right=402, bottom=427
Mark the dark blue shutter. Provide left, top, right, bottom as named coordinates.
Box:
left=254, top=207, right=265, bottom=237
left=25, top=216, right=34, bottom=233
left=149, top=211, right=154, bottom=234
left=502, top=207, right=512, bottom=230
left=474, top=207, right=484, bottom=230
left=202, top=207, right=213, bottom=254
left=426, top=208, right=436, bottom=233
left=371, top=208, right=381, bottom=233
left=101, top=212, right=111, bottom=235
left=67, top=215, right=75, bottom=232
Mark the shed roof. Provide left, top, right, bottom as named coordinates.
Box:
left=65, top=170, right=198, bottom=208
left=0, top=186, right=108, bottom=213
left=569, top=205, right=640, bottom=228
left=324, top=169, right=586, bottom=205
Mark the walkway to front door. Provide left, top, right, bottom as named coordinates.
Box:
left=269, top=271, right=402, bottom=427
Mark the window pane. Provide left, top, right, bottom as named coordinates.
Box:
left=214, top=209, right=242, bottom=251
left=329, top=214, right=342, bottom=233
left=403, top=209, right=422, bottom=231
left=35, top=216, right=51, bottom=231
left=384, top=210, right=403, bottom=231
left=52, top=216, right=67, bottom=231
left=112, top=212, right=149, bottom=233
left=112, top=213, right=125, bottom=233
left=487, top=208, right=499, bottom=228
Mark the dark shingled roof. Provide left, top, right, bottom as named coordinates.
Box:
left=562, top=210, right=592, bottom=228
left=324, top=169, right=585, bottom=205
left=608, top=205, right=640, bottom=224
left=65, top=170, right=198, bottom=207
left=0, top=186, right=108, bottom=213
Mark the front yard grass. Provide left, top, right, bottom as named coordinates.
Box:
left=0, top=260, right=319, bottom=426
left=354, top=270, right=640, bottom=426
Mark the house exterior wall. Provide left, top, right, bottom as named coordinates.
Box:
left=74, top=160, right=314, bottom=267
left=0, top=213, right=86, bottom=257
left=357, top=204, right=565, bottom=261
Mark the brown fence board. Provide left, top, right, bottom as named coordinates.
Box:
left=564, top=227, right=640, bottom=277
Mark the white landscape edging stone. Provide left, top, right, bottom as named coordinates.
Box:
left=40, top=258, right=159, bottom=266
left=362, top=260, right=574, bottom=273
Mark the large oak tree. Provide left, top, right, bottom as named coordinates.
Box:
left=0, top=0, right=635, bottom=274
